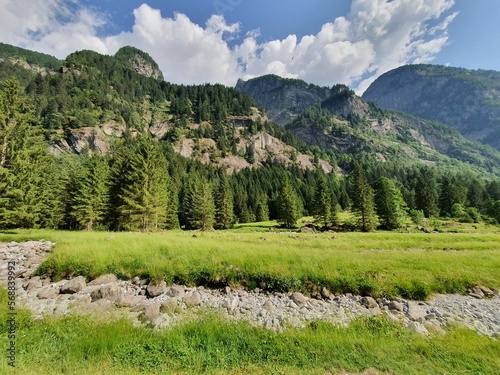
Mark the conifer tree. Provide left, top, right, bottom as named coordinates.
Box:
left=312, top=173, right=332, bottom=228
left=277, top=176, right=300, bottom=228
left=186, top=176, right=215, bottom=230
left=214, top=174, right=234, bottom=229
left=71, top=154, right=110, bottom=230
left=113, top=136, right=170, bottom=231
left=415, top=169, right=439, bottom=217
left=350, top=163, right=377, bottom=232
left=0, top=80, right=55, bottom=228
left=374, top=177, right=406, bottom=230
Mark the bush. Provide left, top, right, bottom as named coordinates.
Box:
left=409, top=209, right=425, bottom=225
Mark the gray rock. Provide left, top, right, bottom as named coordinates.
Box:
left=290, top=292, right=308, bottom=306
left=184, top=291, right=202, bottom=307
left=360, top=296, right=378, bottom=309
left=141, top=303, right=161, bottom=322
left=37, top=288, right=59, bottom=300
left=166, top=285, right=185, bottom=298
left=88, top=274, right=118, bottom=286
left=90, top=282, right=122, bottom=302
left=60, top=276, right=86, bottom=294
left=23, top=276, right=43, bottom=292
left=320, top=287, right=331, bottom=299
left=407, top=302, right=427, bottom=321
left=146, top=281, right=167, bottom=298
left=388, top=301, right=404, bottom=312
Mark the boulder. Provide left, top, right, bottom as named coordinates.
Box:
left=184, top=291, right=202, bottom=307
left=290, top=292, right=308, bottom=306
left=360, top=296, right=378, bottom=309
left=387, top=301, right=404, bottom=312
left=141, top=303, right=161, bottom=322
left=88, top=274, right=118, bottom=286
left=60, top=276, right=86, bottom=294
left=146, top=281, right=167, bottom=298
left=166, top=285, right=185, bottom=298
left=90, top=282, right=121, bottom=302
left=407, top=302, right=426, bottom=321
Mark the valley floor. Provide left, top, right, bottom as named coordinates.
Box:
left=0, top=231, right=499, bottom=374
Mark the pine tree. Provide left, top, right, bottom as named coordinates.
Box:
left=186, top=176, right=215, bottom=230
left=374, top=177, right=406, bottom=230
left=415, top=169, right=439, bottom=217
left=113, top=136, right=170, bottom=231
left=277, top=176, right=300, bottom=229
left=214, top=174, right=234, bottom=229
left=350, top=163, right=377, bottom=232
left=312, top=173, right=332, bottom=228
left=70, top=154, right=110, bottom=230
left=0, top=80, right=55, bottom=229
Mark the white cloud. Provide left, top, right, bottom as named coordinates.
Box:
left=0, top=0, right=457, bottom=92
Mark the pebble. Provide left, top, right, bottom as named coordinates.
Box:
left=1, top=241, right=499, bottom=337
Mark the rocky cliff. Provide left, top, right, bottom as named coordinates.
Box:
left=115, top=46, right=164, bottom=81
left=236, top=75, right=331, bottom=125
left=362, top=64, right=500, bottom=150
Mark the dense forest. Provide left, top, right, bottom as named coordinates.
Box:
left=1, top=46, right=500, bottom=232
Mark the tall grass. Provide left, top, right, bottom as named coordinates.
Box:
left=1, top=227, right=500, bottom=299
left=1, top=289, right=499, bottom=375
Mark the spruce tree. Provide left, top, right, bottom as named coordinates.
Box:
left=71, top=154, right=110, bottom=230
left=374, top=177, right=406, bottom=230
left=0, top=80, right=55, bottom=228
left=277, top=176, right=300, bottom=229
left=350, top=163, right=377, bottom=232
left=415, top=169, right=439, bottom=217
left=113, top=136, right=170, bottom=231
left=214, top=174, right=234, bottom=229
left=186, top=176, right=215, bottom=230
left=312, top=173, right=332, bottom=228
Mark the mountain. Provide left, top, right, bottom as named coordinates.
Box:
left=362, top=64, right=500, bottom=150
left=114, top=46, right=164, bottom=81
left=236, top=75, right=331, bottom=126
left=237, top=74, right=500, bottom=175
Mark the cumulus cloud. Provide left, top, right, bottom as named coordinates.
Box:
left=0, top=0, right=457, bottom=92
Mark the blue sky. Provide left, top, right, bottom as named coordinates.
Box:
left=1, top=0, right=499, bottom=93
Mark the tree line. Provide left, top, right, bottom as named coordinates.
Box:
left=1, top=80, right=500, bottom=232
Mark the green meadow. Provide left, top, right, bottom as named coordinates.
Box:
left=2, top=220, right=499, bottom=299
left=1, top=223, right=500, bottom=374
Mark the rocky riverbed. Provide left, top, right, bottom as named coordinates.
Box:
left=1, top=241, right=499, bottom=337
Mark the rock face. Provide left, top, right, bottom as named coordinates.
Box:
left=362, top=64, right=500, bottom=150
left=236, top=75, right=331, bottom=125
left=115, top=46, right=164, bottom=81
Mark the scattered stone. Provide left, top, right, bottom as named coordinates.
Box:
left=299, top=226, right=314, bottom=233
left=88, top=274, right=118, bottom=286
left=90, top=283, right=122, bottom=302
left=37, top=288, right=59, bottom=300
left=290, top=292, right=308, bottom=306
left=184, top=291, right=202, bottom=307
left=60, top=276, right=86, bottom=294
left=166, top=285, right=185, bottom=298
left=388, top=301, right=404, bottom=312
left=146, top=281, right=167, bottom=298
left=141, top=303, right=161, bottom=322
left=407, top=301, right=426, bottom=321
left=361, top=296, right=378, bottom=309
left=23, top=276, right=43, bottom=292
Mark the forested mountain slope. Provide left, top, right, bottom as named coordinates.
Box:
left=1, top=43, right=500, bottom=233
left=362, top=64, right=500, bottom=150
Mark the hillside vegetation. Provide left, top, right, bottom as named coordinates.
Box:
left=362, top=64, right=500, bottom=149
left=0, top=44, right=500, bottom=234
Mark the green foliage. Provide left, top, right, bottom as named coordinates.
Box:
left=70, top=154, right=110, bottom=230
left=277, top=176, right=300, bottom=228
left=350, top=164, right=377, bottom=231
left=0, top=80, right=58, bottom=228
left=111, top=136, right=170, bottom=231
left=185, top=175, right=216, bottom=231
left=214, top=173, right=234, bottom=230
left=375, top=177, right=407, bottom=230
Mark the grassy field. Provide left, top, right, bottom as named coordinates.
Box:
left=1, top=223, right=500, bottom=373
left=0, top=288, right=499, bottom=375
left=1, top=220, right=499, bottom=299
